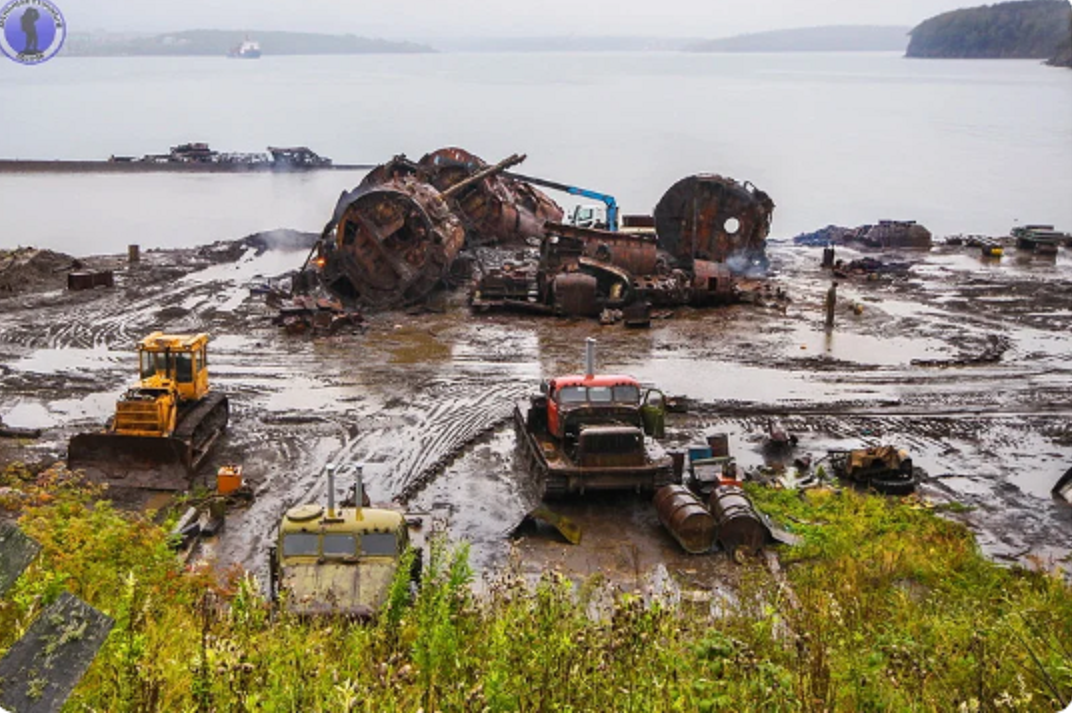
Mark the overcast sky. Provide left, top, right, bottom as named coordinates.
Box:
left=67, top=0, right=990, bottom=39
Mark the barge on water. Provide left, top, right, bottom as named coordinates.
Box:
left=0, top=143, right=368, bottom=173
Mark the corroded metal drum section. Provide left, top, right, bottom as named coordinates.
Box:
left=690, top=260, right=735, bottom=305
left=322, top=178, right=466, bottom=308
left=709, top=485, right=768, bottom=556
left=545, top=222, right=659, bottom=276
left=419, top=147, right=563, bottom=244
left=552, top=272, right=599, bottom=317
left=654, top=174, right=775, bottom=269
left=654, top=485, right=716, bottom=554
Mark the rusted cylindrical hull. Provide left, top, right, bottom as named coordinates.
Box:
left=710, top=485, right=768, bottom=556
left=654, top=485, right=716, bottom=554
left=545, top=222, right=659, bottom=275
left=654, top=174, right=775, bottom=270
left=421, top=147, right=563, bottom=244
left=321, top=178, right=465, bottom=308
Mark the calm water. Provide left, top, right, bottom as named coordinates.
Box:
left=1, top=52, right=1070, bottom=254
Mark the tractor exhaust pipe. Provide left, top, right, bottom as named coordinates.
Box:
left=585, top=337, right=596, bottom=378
left=326, top=463, right=336, bottom=517
left=353, top=464, right=364, bottom=510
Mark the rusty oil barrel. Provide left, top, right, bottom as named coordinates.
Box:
left=654, top=485, right=716, bottom=554
left=706, top=433, right=730, bottom=458
left=709, top=485, right=768, bottom=556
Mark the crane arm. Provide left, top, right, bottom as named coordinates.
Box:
left=503, top=171, right=618, bottom=231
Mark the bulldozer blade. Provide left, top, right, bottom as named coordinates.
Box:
left=529, top=505, right=583, bottom=545
left=67, top=433, right=193, bottom=491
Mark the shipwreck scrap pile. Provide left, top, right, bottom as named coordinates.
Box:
left=794, top=220, right=933, bottom=249
left=307, top=147, right=779, bottom=319
left=313, top=148, right=563, bottom=309
left=469, top=173, right=779, bottom=320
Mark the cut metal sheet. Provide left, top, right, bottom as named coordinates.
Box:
left=0, top=521, right=40, bottom=598
left=0, top=591, right=114, bottom=713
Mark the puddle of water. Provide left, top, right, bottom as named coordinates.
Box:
left=3, top=391, right=118, bottom=428
left=2, top=401, right=56, bottom=429
left=180, top=248, right=305, bottom=287
left=785, top=327, right=946, bottom=365
left=9, top=346, right=126, bottom=375
left=933, top=475, right=995, bottom=497
left=627, top=358, right=899, bottom=405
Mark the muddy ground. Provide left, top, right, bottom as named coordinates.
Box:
left=1, top=231, right=1070, bottom=596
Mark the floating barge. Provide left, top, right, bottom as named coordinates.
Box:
left=0, top=143, right=368, bottom=173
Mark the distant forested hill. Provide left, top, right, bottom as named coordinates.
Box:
left=685, top=26, right=911, bottom=52
left=906, top=0, right=1072, bottom=59
left=64, top=30, right=432, bottom=56
left=1048, top=13, right=1072, bottom=65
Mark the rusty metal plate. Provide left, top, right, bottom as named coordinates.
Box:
left=0, top=591, right=114, bottom=713
left=0, top=521, right=40, bottom=598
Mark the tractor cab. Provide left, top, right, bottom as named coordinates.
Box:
left=270, top=465, right=414, bottom=618
left=543, top=374, right=666, bottom=443
left=113, top=333, right=212, bottom=438
left=136, top=332, right=211, bottom=401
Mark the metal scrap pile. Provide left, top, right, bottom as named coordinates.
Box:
left=794, top=220, right=932, bottom=249
left=469, top=174, right=779, bottom=321
left=308, top=148, right=779, bottom=318
left=313, top=148, right=563, bottom=309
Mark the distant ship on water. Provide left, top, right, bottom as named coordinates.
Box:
left=228, top=38, right=262, bottom=59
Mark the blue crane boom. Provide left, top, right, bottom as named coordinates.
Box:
left=503, top=171, right=618, bottom=232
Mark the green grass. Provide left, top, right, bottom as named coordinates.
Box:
left=1, top=463, right=1070, bottom=712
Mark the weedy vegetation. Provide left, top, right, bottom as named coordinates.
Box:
left=1, top=462, right=1069, bottom=712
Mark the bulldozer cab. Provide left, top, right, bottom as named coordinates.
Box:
left=137, top=332, right=210, bottom=402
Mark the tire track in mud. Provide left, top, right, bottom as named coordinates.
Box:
left=328, top=378, right=533, bottom=502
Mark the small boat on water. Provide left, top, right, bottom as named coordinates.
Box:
left=228, top=39, right=261, bottom=59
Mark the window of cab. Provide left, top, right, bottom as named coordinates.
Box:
left=556, top=384, right=640, bottom=405
left=282, top=533, right=319, bottom=557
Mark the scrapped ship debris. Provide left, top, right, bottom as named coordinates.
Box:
left=361, top=147, right=563, bottom=245
left=831, top=256, right=914, bottom=278
left=828, top=445, right=916, bottom=496
left=470, top=222, right=750, bottom=319
left=115, top=142, right=336, bottom=169
left=272, top=295, right=365, bottom=335
left=318, top=175, right=467, bottom=308
left=764, top=418, right=798, bottom=452
left=653, top=174, right=775, bottom=272
left=316, top=151, right=558, bottom=308
left=794, top=220, right=932, bottom=249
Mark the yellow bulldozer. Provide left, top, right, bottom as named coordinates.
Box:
left=67, top=332, right=229, bottom=491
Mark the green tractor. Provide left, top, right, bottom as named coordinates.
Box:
left=268, top=464, right=417, bottom=617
